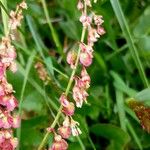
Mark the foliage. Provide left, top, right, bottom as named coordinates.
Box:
left=1, top=0, right=150, bottom=149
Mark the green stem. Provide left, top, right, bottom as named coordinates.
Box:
left=0, top=0, right=8, bottom=35
left=110, top=0, right=149, bottom=88
left=40, top=0, right=63, bottom=55
left=17, top=51, right=36, bottom=150
left=37, top=25, right=86, bottom=150
left=116, top=89, right=126, bottom=131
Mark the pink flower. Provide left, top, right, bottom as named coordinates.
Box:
left=73, top=85, right=88, bottom=108
left=0, top=95, right=18, bottom=111
left=88, top=28, right=100, bottom=46
left=0, top=113, right=12, bottom=129
left=12, top=115, right=20, bottom=128
left=0, top=63, right=5, bottom=80
left=19, top=1, right=27, bottom=9
left=58, top=126, right=71, bottom=139
left=70, top=118, right=82, bottom=136
left=80, top=52, right=92, bottom=67
left=0, top=84, right=5, bottom=96
left=85, top=0, right=92, bottom=7
left=97, top=26, right=105, bottom=36
left=77, top=0, right=84, bottom=10
left=62, top=102, right=75, bottom=116
left=9, top=62, right=17, bottom=73
left=60, top=94, right=75, bottom=116
left=66, top=51, right=77, bottom=69
left=49, top=135, right=68, bottom=150
left=94, top=15, right=104, bottom=26
left=80, top=14, right=92, bottom=27
left=81, top=67, right=90, bottom=89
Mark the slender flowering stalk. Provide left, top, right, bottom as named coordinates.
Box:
left=0, top=1, right=27, bottom=149
left=38, top=0, right=105, bottom=149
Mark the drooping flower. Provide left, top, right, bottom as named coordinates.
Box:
left=80, top=13, right=92, bottom=27
left=81, top=67, right=90, bottom=89
left=49, top=135, right=68, bottom=150
left=58, top=126, right=71, bottom=139
left=80, top=51, right=92, bottom=67
left=60, top=94, right=75, bottom=116
left=70, top=118, right=82, bottom=136
left=73, top=85, right=88, bottom=108
left=85, top=0, right=92, bottom=7
left=94, top=15, right=104, bottom=26
left=66, top=51, right=77, bottom=69
left=77, top=0, right=84, bottom=10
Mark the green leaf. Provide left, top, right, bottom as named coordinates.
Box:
left=90, top=123, right=130, bottom=150
left=110, top=0, right=149, bottom=87
left=135, top=88, right=150, bottom=102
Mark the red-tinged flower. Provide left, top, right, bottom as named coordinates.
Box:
left=70, top=118, right=82, bottom=136
left=0, top=85, right=5, bottom=96
left=80, top=52, right=92, bottom=67
left=19, top=1, right=27, bottom=9
left=80, top=14, right=92, bottom=27
left=0, top=137, right=17, bottom=150
left=0, top=113, right=12, bottom=129
left=94, top=15, right=104, bottom=26
left=0, top=63, right=5, bottom=80
left=9, top=62, right=17, bottom=73
left=80, top=43, right=93, bottom=55
left=73, top=85, right=88, bottom=108
left=88, top=28, right=100, bottom=46
left=60, top=93, right=69, bottom=107
left=58, top=126, right=71, bottom=139
left=85, top=0, right=92, bottom=7
left=97, top=26, right=105, bottom=36
left=62, top=102, right=75, bottom=116
left=81, top=67, right=90, bottom=89
left=77, top=0, right=84, bottom=10
left=10, top=138, right=18, bottom=149
left=0, top=95, right=18, bottom=111
left=60, top=94, right=75, bottom=116
left=12, top=115, right=20, bottom=128
left=62, top=116, right=70, bottom=127
left=49, top=135, right=68, bottom=150
left=66, top=51, right=77, bottom=69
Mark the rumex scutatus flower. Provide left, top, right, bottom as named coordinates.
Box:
left=0, top=1, right=27, bottom=149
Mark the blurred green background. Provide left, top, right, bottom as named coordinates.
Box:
left=1, top=0, right=150, bottom=149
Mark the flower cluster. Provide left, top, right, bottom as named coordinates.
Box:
left=0, top=1, right=27, bottom=149
left=48, top=0, right=105, bottom=149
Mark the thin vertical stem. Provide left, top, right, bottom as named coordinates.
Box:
left=40, top=0, right=63, bottom=55
left=37, top=26, right=86, bottom=150
left=0, top=0, right=8, bottom=35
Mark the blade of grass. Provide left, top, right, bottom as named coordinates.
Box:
left=126, top=119, right=143, bottom=150
left=110, top=0, right=149, bottom=88
left=17, top=51, right=36, bottom=150
left=40, top=0, right=63, bottom=56
left=116, top=89, right=127, bottom=131
left=18, top=63, right=59, bottom=111
left=0, top=0, right=8, bottom=35
left=26, top=15, right=62, bottom=87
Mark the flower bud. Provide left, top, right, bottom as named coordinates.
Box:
left=66, top=51, right=77, bottom=69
